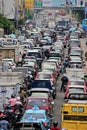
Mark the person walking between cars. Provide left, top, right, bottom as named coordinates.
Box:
left=50, top=121, right=60, bottom=130
left=60, top=74, right=68, bottom=92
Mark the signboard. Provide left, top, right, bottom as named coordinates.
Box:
left=25, top=0, right=34, bottom=9
left=42, top=0, right=52, bottom=7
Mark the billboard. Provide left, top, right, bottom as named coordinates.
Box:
left=25, top=0, right=34, bottom=9
left=34, top=0, right=43, bottom=8
left=42, top=0, right=52, bottom=7
left=51, top=0, right=65, bottom=7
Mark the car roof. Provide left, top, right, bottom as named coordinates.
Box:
left=30, top=88, right=50, bottom=92
left=29, top=93, right=48, bottom=98
left=68, top=85, right=85, bottom=88
left=24, top=109, right=45, bottom=114
left=67, top=100, right=87, bottom=104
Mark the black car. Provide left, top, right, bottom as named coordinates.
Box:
left=31, top=79, right=56, bottom=99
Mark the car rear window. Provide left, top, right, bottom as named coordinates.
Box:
left=27, top=52, right=42, bottom=58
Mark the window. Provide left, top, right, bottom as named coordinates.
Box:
left=78, top=107, right=84, bottom=112
left=72, top=107, right=77, bottom=112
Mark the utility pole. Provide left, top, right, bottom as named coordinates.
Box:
left=15, top=0, right=19, bottom=29
left=2, top=0, right=4, bottom=15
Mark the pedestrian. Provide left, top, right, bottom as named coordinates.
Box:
left=61, top=65, right=66, bottom=74
left=50, top=121, right=60, bottom=130
left=0, top=116, right=10, bottom=130
left=19, top=87, right=26, bottom=103
left=60, top=74, right=68, bottom=92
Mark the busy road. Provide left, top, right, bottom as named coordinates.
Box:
left=0, top=9, right=87, bottom=130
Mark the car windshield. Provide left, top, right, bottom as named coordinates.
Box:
left=24, top=61, right=35, bottom=66
left=69, top=62, right=82, bottom=65
left=49, top=53, right=60, bottom=57
left=28, top=52, right=41, bottom=58
left=69, top=88, right=84, bottom=91
left=24, top=113, right=45, bottom=120
left=28, top=99, right=47, bottom=106
left=58, top=21, right=66, bottom=26
left=32, top=80, right=52, bottom=89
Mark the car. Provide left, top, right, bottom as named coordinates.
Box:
left=66, top=93, right=87, bottom=103
left=65, top=68, right=85, bottom=80
left=2, top=58, right=15, bottom=71
left=22, top=61, right=39, bottom=77
left=69, top=60, right=83, bottom=68
left=39, top=39, right=48, bottom=47
left=31, top=79, right=56, bottom=99
left=27, top=49, right=43, bottom=68
left=25, top=95, right=54, bottom=115
left=16, top=105, right=52, bottom=130
left=27, top=88, right=53, bottom=101
left=47, top=59, right=61, bottom=74
left=36, top=72, right=56, bottom=85
left=65, top=84, right=87, bottom=99
left=69, top=56, right=82, bottom=62
left=41, top=62, right=58, bottom=79
left=65, top=85, right=85, bottom=99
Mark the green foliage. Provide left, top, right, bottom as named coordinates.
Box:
left=0, top=14, right=15, bottom=33
left=25, top=10, right=34, bottom=19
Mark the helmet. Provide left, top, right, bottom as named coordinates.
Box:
left=16, top=97, right=20, bottom=101
left=11, top=94, right=15, bottom=98
left=53, top=121, right=58, bottom=127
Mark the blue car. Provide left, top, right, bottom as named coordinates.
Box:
left=18, top=105, right=52, bottom=130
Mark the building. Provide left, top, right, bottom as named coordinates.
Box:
left=0, top=0, right=24, bottom=20
left=42, top=0, right=65, bottom=7
left=0, top=0, right=15, bottom=19
left=25, top=0, right=34, bottom=9
left=65, top=0, right=86, bottom=7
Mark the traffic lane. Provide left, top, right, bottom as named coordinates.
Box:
left=53, top=73, right=65, bottom=128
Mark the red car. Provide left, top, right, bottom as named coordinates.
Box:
left=65, top=84, right=87, bottom=99
left=25, top=94, right=54, bottom=115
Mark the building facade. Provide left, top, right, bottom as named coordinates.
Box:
left=0, top=0, right=15, bottom=19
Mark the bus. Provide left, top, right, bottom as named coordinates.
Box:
left=61, top=103, right=87, bottom=130
left=82, top=19, right=87, bottom=32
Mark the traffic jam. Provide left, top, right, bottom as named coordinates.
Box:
left=0, top=11, right=87, bottom=130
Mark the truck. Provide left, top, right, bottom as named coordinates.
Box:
left=0, top=45, right=25, bottom=63
left=0, top=72, right=23, bottom=104
left=61, top=103, right=87, bottom=130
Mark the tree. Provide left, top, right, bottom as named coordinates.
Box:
left=0, top=14, right=15, bottom=34
left=25, top=10, right=34, bottom=20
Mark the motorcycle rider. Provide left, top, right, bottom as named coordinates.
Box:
left=14, top=97, right=23, bottom=114
left=50, top=121, right=60, bottom=130
left=60, top=74, right=68, bottom=92
left=0, top=116, right=10, bottom=130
